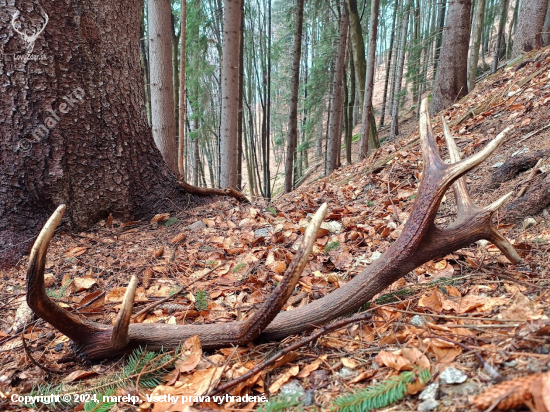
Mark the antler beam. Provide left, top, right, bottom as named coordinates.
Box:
left=26, top=99, right=520, bottom=359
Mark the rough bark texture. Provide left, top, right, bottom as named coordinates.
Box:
left=148, top=0, right=178, bottom=174
left=0, top=1, right=190, bottom=266
left=284, top=0, right=304, bottom=193
left=379, top=0, right=399, bottom=128
left=467, top=0, right=486, bottom=92
left=431, top=0, right=472, bottom=115
left=489, top=150, right=550, bottom=188
left=359, top=0, right=380, bottom=158
left=502, top=173, right=550, bottom=222
left=220, top=0, right=242, bottom=189
left=326, top=11, right=348, bottom=175
left=178, top=0, right=187, bottom=176
left=512, top=0, right=548, bottom=57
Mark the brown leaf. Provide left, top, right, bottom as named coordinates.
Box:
left=268, top=365, right=299, bottom=394
left=73, top=277, right=97, bottom=293
left=418, top=290, right=443, bottom=312
left=170, top=233, right=187, bottom=245
left=63, top=369, right=97, bottom=383
left=106, top=213, right=113, bottom=227
left=374, top=351, right=413, bottom=372
left=78, top=290, right=105, bottom=309
left=64, top=246, right=88, bottom=258
left=297, top=358, right=324, bottom=378
left=176, top=335, right=202, bottom=373
left=151, top=213, right=170, bottom=224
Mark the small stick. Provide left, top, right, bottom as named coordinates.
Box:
left=132, top=262, right=227, bottom=320
left=208, top=310, right=375, bottom=396
left=516, top=158, right=543, bottom=198
left=518, top=123, right=550, bottom=143
left=21, top=329, right=64, bottom=374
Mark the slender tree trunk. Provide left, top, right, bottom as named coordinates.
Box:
left=326, top=11, right=349, bottom=175
left=491, top=0, right=509, bottom=73
left=148, top=0, right=178, bottom=173
left=544, top=0, right=550, bottom=46
left=390, top=3, right=411, bottom=139
left=237, top=0, right=244, bottom=190
left=379, top=0, right=399, bottom=128
left=512, top=0, right=548, bottom=57
left=284, top=0, right=305, bottom=193
left=430, top=0, right=472, bottom=115
left=0, top=0, right=188, bottom=266
left=265, top=0, right=272, bottom=199
left=433, top=0, right=447, bottom=78
left=346, top=48, right=355, bottom=165
left=345, top=0, right=367, bottom=103
left=359, top=0, right=380, bottom=159
left=467, top=0, right=486, bottom=92
left=178, top=0, right=187, bottom=176
left=220, top=0, right=242, bottom=188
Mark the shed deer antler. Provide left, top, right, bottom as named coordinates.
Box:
left=27, top=99, right=521, bottom=360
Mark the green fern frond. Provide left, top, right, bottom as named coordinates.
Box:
left=333, top=368, right=431, bottom=411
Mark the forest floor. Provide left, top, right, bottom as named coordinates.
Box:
left=1, top=49, right=550, bottom=412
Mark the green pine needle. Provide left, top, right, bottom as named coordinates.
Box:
left=333, top=368, right=431, bottom=411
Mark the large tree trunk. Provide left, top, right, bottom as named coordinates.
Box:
left=219, top=0, right=242, bottom=189
left=0, top=1, right=188, bottom=266
left=284, top=0, right=305, bottom=193
left=430, top=0, right=472, bottom=115
left=148, top=0, right=179, bottom=174
left=467, top=0, right=486, bottom=92
left=326, top=11, right=348, bottom=175
left=512, top=0, right=548, bottom=57
left=359, top=0, right=380, bottom=159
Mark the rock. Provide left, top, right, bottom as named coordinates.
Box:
left=186, top=220, right=207, bottom=231
left=337, top=367, right=357, bottom=379
left=254, top=227, right=271, bottom=238
left=492, top=161, right=504, bottom=168
left=512, top=147, right=529, bottom=157
left=477, top=239, right=489, bottom=247
left=411, top=315, right=426, bottom=327
left=419, top=382, right=439, bottom=401
left=439, top=367, right=467, bottom=384
left=524, top=217, right=539, bottom=229
left=11, top=300, right=34, bottom=334
left=279, top=380, right=305, bottom=398
left=301, top=390, right=314, bottom=406
left=504, top=360, right=518, bottom=368
left=418, top=399, right=439, bottom=411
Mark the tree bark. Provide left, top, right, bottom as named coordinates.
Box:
left=219, top=0, right=242, bottom=189
left=284, top=0, right=305, bottom=193
left=0, top=0, right=189, bottom=266
left=326, top=11, right=349, bottom=175
left=512, top=0, right=548, bottom=57
left=430, top=0, right=472, bottom=115
left=148, top=0, right=179, bottom=174
left=359, top=0, right=380, bottom=159
left=345, top=0, right=366, bottom=102
left=178, top=0, right=187, bottom=176
left=467, top=0, right=486, bottom=92
left=379, top=0, right=399, bottom=128
left=433, top=0, right=447, bottom=77
left=390, top=3, right=411, bottom=139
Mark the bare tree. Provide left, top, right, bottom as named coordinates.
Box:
left=359, top=0, right=380, bottom=158
left=544, top=0, right=550, bottom=46
left=326, top=11, right=348, bottom=175
left=178, top=0, right=187, bottom=176
left=492, top=0, right=509, bottom=73
left=467, top=0, right=486, bottom=92
left=148, top=0, right=178, bottom=173
left=512, top=0, right=549, bottom=57
left=219, top=0, right=243, bottom=189
left=431, top=0, right=472, bottom=115
left=284, top=0, right=305, bottom=193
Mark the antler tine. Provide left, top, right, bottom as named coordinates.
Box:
left=446, top=125, right=513, bottom=185
left=419, top=99, right=446, bottom=171
left=111, top=274, right=138, bottom=350
left=440, top=115, right=474, bottom=211
left=236, top=203, right=327, bottom=344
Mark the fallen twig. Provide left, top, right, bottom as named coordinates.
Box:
left=177, top=180, right=249, bottom=203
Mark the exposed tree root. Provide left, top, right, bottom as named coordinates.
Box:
left=177, top=179, right=250, bottom=203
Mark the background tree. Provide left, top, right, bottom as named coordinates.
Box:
left=468, top=0, right=486, bottom=92
left=148, top=0, right=179, bottom=173
left=284, top=0, right=305, bottom=193
left=512, top=0, right=549, bottom=57
left=220, top=0, right=243, bottom=189
left=431, top=0, right=472, bottom=114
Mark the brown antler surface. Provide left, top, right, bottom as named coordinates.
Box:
left=27, top=98, right=521, bottom=360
